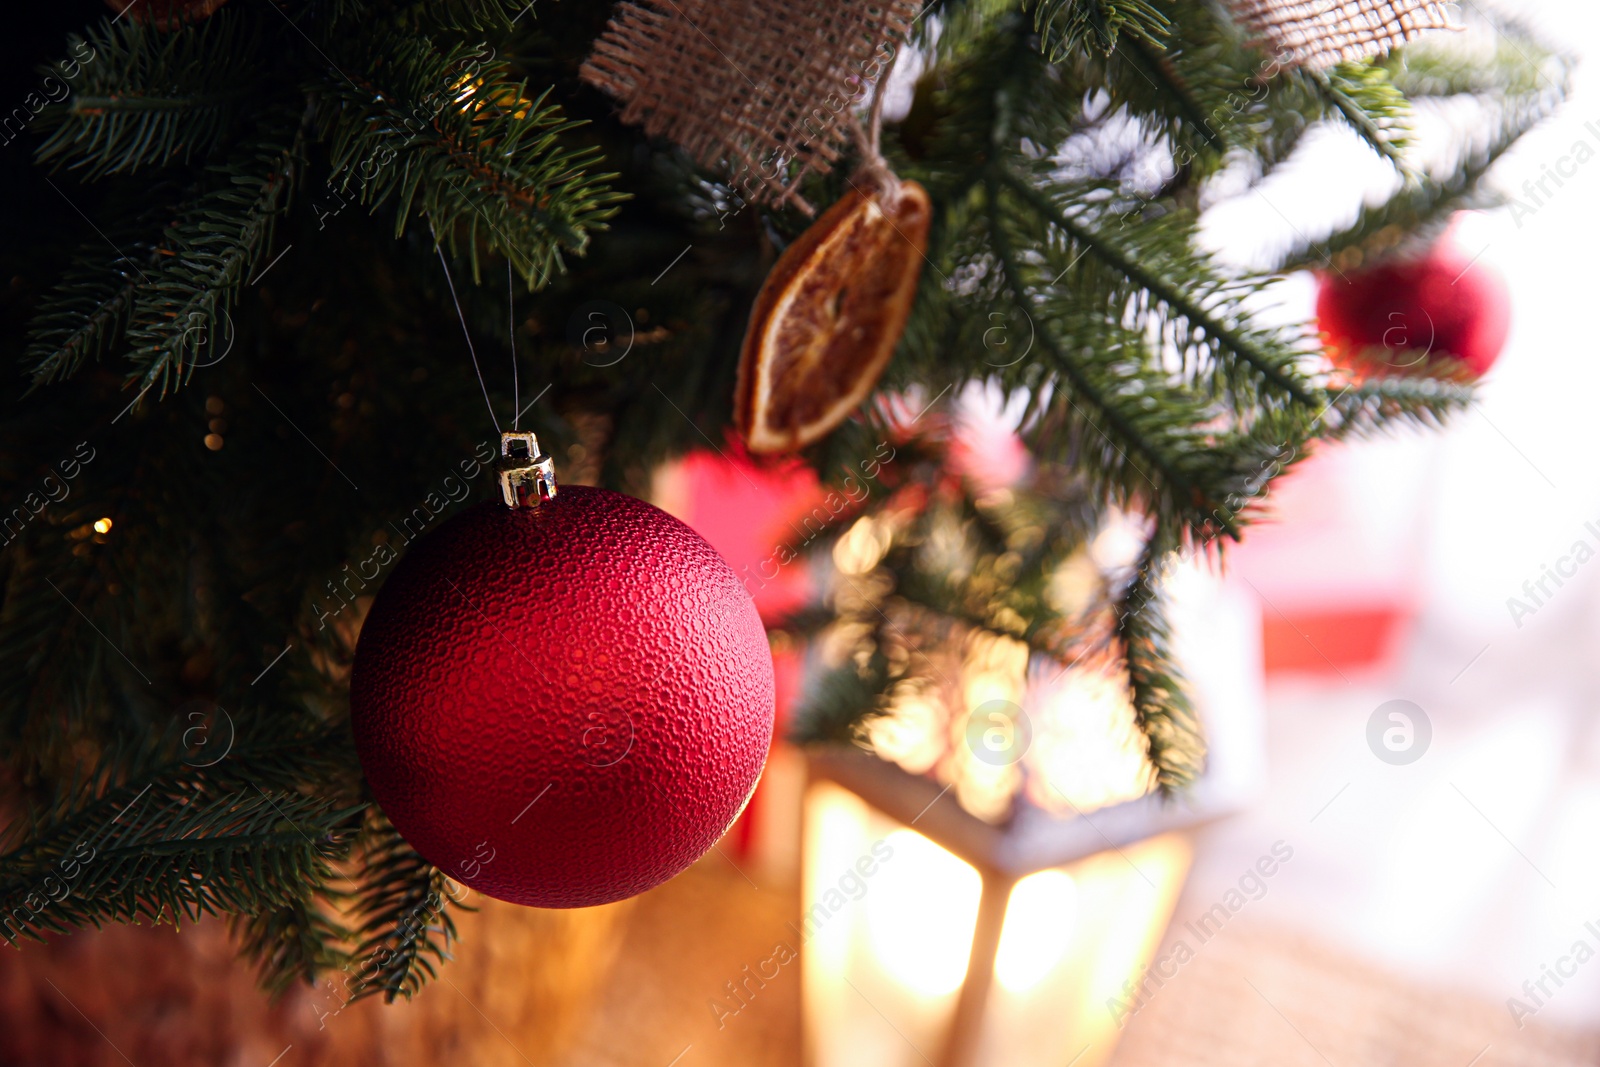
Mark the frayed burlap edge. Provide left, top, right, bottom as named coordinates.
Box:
left=580, top=0, right=918, bottom=211
left=1228, top=0, right=1457, bottom=70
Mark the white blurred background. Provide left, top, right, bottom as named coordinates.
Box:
left=1182, top=0, right=1600, bottom=1032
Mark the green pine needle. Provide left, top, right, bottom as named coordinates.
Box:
left=124, top=127, right=300, bottom=396
left=1034, top=0, right=1171, bottom=58
left=343, top=814, right=465, bottom=1003
left=317, top=30, right=622, bottom=286
left=34, top=12, right=265, bottom=181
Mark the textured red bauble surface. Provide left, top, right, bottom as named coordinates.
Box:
left=350, top=486, right=775, bottom=908
left=1316, top=235, right=1511, bottom=379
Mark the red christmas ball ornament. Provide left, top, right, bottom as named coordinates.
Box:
left=350, top=434, right=775, bottom=908
left=1316, top=226, right=1511, bottom=379
left=104, top=0, right=230, bottom=29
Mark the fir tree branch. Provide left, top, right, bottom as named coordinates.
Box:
left=0, top=0, right=1568, bottom=997
left=123, top=124, right=301, bottom=396
left=34, top=13, right=266, bottom=181
left=789, top=645, right=896, bottom=746
left=983, top=177, right=1211, bottom=534
left=888, top=488, right=1099, bottom=657
left=1292, top=61, right=1410, bottom=166
left=232, top=896, right=350, bottom=997
left=1115, top=537, right=1204, bottom=793
left=23, top=248, right=145, bottom=386
left=1383, top=8, right=1574, bottom=100
left=0, top=715, right=362, bottom=972
left=1272, top=89, right=1563, bottom=273
left=1275, top=27, right=1572, bottom=272
left=1, top=722, right=358, bottom=870
left=1322, top=371, right=1476, bottom=439
left=1113, top=34, right=1226, bottom=152
left=317, top=30, right=621, bottom=285
left=1034, top=0, right=1170, bottom=58
left=314, top=0, right=529, bottom=35
left=998, top=168, right=1320, bottom=408
left=1, top=773, right=360, bottom=946
left=979, top=178, right=1196, bottom=508
left=343, top=814, right=464, bottom=1003
left=1039, top=0, right=1260, bottom=165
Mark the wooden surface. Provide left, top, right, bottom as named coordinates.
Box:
left=1111, top=922, right=1600, bottom=1067
left=6, top=851, right=1594, bottom=1067
left=0, top=855, right=800, bottom=1067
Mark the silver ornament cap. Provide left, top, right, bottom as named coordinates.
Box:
left=497, top=432, right=557, bottom=508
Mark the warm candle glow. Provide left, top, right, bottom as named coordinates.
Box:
left=803, top=780, right=1196, bottom=1067
left=865, top=829, right=983, bottom=996
left=995, top=870, right=1078, bottom=992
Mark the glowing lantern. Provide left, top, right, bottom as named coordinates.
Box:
left=798, top=563, right=1261, bottom=1067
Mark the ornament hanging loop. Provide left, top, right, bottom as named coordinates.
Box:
left=498, top=432, right=557, bottom=508
left=845, top=41, right=900, bottom=200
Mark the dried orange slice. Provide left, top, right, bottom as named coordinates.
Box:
left=735, top=176, right=931, bottom=453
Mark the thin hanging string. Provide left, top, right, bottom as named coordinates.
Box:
left=508, top=259, right=519, bottom=431
left=846, top=43, right=900, bottom=193
left=867, top=44, right=894, bottom=160
left=435, top=243, right=502, bottom=437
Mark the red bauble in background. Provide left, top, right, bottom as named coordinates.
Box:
left=1316, top=226, right=1511, bottom=379
left=104, top=0, right=230, bottom=28
left=350, top=485, right=775, bottom=908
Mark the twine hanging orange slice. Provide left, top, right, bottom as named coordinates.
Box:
left=734, top=176, right=932, bottom=454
